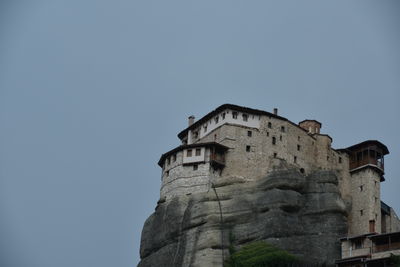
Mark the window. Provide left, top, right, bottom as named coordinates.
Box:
left=214, top=116, right=219, bottom=124
left=353, top=239, right=362, bottom=249
left=172, top=154, right=176, bottom=162
left=222, top=113, right=226, bottom=119
left=193, top=131, right=198, bottom=139
left=294, top=156, right=297, bottom=163
left=232, top=112, right=238, bottom=119
left=195, top=148, right=201, bottom=156
left=360, top=210, right=363, bottom=216
left=300, top=168, right=305, bottom=174
left=339, top=157, right=342, bottom=163
left=279, top=135, right=282, bottom=141
left=242, top=114, right=248, bottom=121
left=369, top=220, right=375, bottom=233
left=281, top=126, right=285, bottom=132
left=193, top=164, right=198, bottom=171
left=187, top=149, right=192, bottom=157
left=247, top=131, right=252, bottom=137
left=359, top=185, right=363, bottom=192
left=266, top=132, right=269, bottom=137
left=272, top=137, right=276, bottom=145
left=273, top=152, right=277, bottom=158
left=268, top=122, right=272, bottom=128
left=246, top=145, right=251, bottom=152
left=297, top=145, right=301, bottom=151
left=204, top=125, right=207, bottom=133
left=166, top=170, right=169, bottom=177
left=298, top=136, right=300, bottom=141
left=167, top=157, right=170, bottom=165
left=327, top=156, right=330, bottom=161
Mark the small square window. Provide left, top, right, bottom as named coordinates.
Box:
left=187, top=149, right=192, bottom=157
left=246, top=145, right=251, bottom=152
left=359, top=185, right=363, bottom=192
left=268, top=122, right=272, bottom=129
left=242, top=114, right=248, bottom=121
left=193, top=164, right=198, bottom=171
left=195, top=148, right=201, bottom=156
left=297, top=145, right=301, bottom=151
left=247, top=131, right=252, bottom=137
left=273, top=152, right=277, bottom=158
left=232, top=112, right=238, bottom=119
left=281, top=126, right=285, bottom=132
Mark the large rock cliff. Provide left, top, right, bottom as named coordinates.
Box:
left=138, top=160, right=348, bottom=266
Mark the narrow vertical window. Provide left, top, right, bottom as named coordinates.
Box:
left=246, top=145, right=251, bottom=152
left=339, top=157, right=342, bottom=163
left=214, top=116, right=219, bottom=124
left=247, top=131, right=252, bottom=137
left=193, top=164, right=198, bottom=171
left=272, top=137, right=276, bottom=145
left=279, top=135, right=282, bottom=141
left=297, top=145, right=301, bottom=151
left=172, top=154, right=176, bottom=162
left=294, top=156, right=297, bottom=163
left=273, top=153, right=277, bottom=158
left=166, top=171, right=169, bottom=177
left=222, top=113, right=226, bottom=119
left=281, top=126, right=285, bottom=132
left=195, top=148, right=201, bottom=156
left=268, top=122, right=272, bottom=128
left=266, top=132, right=269, bottom=137
left=187, top=149, right=192, bottom=157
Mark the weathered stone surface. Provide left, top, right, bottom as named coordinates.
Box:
left=138, top=161, right=348, bottom=267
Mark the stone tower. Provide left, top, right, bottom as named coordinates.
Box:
left=345, top=141, right=389, bottom=236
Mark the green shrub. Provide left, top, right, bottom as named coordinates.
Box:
left=224, top=241, right=298, bottom=267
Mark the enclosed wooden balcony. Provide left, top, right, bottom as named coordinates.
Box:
left=345, top=140, right=389, bottom=174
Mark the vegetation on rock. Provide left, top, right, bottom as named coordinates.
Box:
left=224, top=241, right=298, bottom=267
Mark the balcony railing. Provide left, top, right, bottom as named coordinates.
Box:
left=373, top=241, right=400, bottom=253
left=341, top=247, right=371, bottom=259
left=350, top=157, right=384, bottom=171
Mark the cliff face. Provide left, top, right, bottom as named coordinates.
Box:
left=138, top=160, right=348, bottom=267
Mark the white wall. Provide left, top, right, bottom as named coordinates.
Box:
left=191, top=109, right=261, bottom=141
left=182, top=147, right=206, bottom=164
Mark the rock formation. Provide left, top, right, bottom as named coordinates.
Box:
left=138, top=160, right=348, bottom=267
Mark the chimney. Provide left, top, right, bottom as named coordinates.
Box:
left=188, top=116, right=195, bottom=126
left=273, top=108, right=278, bottom=115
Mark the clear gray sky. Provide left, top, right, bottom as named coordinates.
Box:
left=1, top=1, right=399, bottom=266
